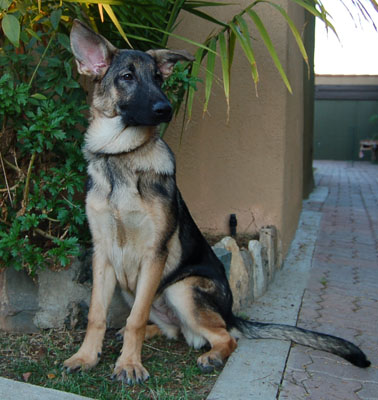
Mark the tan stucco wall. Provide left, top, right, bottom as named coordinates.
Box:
left=165, top=1, right=306, bottom=256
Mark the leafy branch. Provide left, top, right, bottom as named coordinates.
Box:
left=0, top=2, right=90, bottom=274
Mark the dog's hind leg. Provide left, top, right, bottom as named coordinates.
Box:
left=194, top=310, right=237, bottom=372
left=115, top=291, right=179, bottom=341
left=116, top=324, right=163, bottom=341
left=145, top=324, right=163, bottom=339
left=165, top=277, right=237, bottom=373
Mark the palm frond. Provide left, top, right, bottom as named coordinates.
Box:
left=247, top=9, right=292, bottom=93
left=203, top=37, right=217, bottom=115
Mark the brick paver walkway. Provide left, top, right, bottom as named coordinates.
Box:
left=278, top=161, right=378, bottom=400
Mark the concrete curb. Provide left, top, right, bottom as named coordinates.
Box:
left=207, top=187, right=328, bottom=399
left=0, top=377, right=92, bottom=400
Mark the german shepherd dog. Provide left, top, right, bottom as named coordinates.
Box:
left=64, top=20, right=370, bottom=384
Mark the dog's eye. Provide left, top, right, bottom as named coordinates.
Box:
left=122, top=73, right=133, bottom=81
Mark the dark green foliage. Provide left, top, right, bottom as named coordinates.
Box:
left=163, top=62, right=200, bottom=114
left=0, top=2, right=89, bottom=274
left=160, top=61, right=201, bottom=135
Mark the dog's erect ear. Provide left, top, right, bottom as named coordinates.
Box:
left=147, top=49, right=194, bottom=80
left=70, top=19, right=117, bottom=77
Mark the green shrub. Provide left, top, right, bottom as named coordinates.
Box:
left=0, top=2, right=89, bottom=275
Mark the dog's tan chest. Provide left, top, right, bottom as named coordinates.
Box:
left=86, top=169, right=156, bottom=293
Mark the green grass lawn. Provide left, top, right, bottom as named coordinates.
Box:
left=0, top=328, right=220, bottom=399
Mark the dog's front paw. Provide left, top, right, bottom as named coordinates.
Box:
left=111, top=360, right=150, bottom=385
left=63, top=351, right=101, bottom=373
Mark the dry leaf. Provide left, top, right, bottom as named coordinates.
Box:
left=47, top=373, right=56, bottom=379
left=23, top=372, right=32, bottom=382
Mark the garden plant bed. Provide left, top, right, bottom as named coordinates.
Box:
left=0, top=328, right=220, bottom=399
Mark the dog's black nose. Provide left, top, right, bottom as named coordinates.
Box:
left=152, top=101, right=172, bottom=121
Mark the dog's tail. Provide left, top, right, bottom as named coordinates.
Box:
left=234, top=317, right=370, bottom=368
